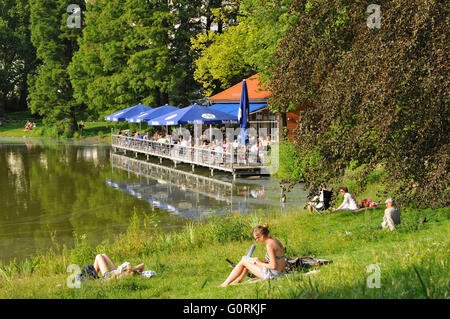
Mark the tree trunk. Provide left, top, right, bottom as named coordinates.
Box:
left=19, top=76, right=29, bottom=111
left=69, top=108, right=78, bottom=132
left=0, top=97, right=5, bottom=117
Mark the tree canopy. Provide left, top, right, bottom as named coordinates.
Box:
left=27, top=0, right=85, bottom=134
left=269, top=0, right=449, bottom=208
left=69, top=0, right=207, bottom=120
left=0, top=0, right=35, bottom=116
left=191, top=0, right=297, bottom=97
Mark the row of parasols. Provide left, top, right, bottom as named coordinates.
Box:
left=105, top=79, right=251, bottom=143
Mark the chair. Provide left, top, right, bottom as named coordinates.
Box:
left=311, top=189, right=333, bottom=215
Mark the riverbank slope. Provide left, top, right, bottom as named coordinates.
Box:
left=0, top=205, right=448, bottom=299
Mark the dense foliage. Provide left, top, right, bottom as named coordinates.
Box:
left=27, top=0, right=85, bottom=135
left=1, top=0, right=448, bottom=208
left=69, top=0, right=206, bottom=120
left=191, top=0, right=296, bottom=97
left=0, top=0, right=35, bottom=116
left=269, top=0, right=449, bottom=208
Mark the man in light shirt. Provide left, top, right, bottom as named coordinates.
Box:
left=378, top=198, right=401, bottom=231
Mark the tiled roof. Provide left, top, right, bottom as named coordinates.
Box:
left=208, top=74, right=270, bottom=102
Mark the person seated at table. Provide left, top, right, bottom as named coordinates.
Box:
left=331, top=187, right=360, bottom=213
left=214, top=141, right=223, bottom=162
left=157, top=135, right=166, bottom=143
left=232, top=139, right=239, bottom=150
left=249, top=142, right=259, bottom=164
left=180, top=136, right=189, bottom=147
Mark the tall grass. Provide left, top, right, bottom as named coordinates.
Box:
left=0, top=204, right=448, bottom=299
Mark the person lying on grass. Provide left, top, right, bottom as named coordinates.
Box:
left=220, top=224, right=287, bottom=287
left=94, top=253, right=144, bottom=279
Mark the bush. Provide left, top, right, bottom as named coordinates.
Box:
left=70, top=234, right=97, bottom=267
left=202, top=214, right=252, bottom=243
left=272, top=140, right=305, bottom=181
left=270, top=0, right=449, bottom=208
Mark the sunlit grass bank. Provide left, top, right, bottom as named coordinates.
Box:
left=0, top=111, right=139, bottom=141
left=0, top=205, right=448, bottom=299
left=0, top=121, right=112, bottom=142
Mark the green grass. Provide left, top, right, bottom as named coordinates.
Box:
left=0, top=111, right=122, bottom=142
left=0, top=205, right=448, bottom=299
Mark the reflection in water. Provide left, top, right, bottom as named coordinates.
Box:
left=0, top=138, right=307, bottom=263
left=0, top=138, right=184, bottom=263
left=108, top=154, right=301, bottom=221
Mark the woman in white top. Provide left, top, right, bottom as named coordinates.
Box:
left=332, top=187, right=360, bottom=212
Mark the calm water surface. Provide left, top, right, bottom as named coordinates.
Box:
left=0, top=137, right=306, bottom=263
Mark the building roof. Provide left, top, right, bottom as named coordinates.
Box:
left=208, top=74, right=270, bottom=103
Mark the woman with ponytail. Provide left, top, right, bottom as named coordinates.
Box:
left=220, top=224, right=287, bottom=287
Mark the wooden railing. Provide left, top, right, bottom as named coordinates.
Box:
left=111, top=134, right=268, bottom=173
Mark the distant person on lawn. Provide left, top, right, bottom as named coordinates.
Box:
left=377, top=198, right=401, bottom=231
left=331, top=187, right=360, bottom=213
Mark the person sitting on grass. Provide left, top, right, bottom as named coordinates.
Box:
left=331, top=186, right=360, bottom=213
left=377, top=198, right=401, bottom=231
left=220, top=224, right=287, bottom=287
left=24, top=121, right=32, bottom=131
left=94, top=253, right=144, bottom=280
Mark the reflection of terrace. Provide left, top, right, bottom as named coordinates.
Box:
left=111, top=153, right=234, bottom=203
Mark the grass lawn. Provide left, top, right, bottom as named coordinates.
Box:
left=0, top=110, right=140, bottom=141
left=0, top=111, right=448, bottom=299
left=0, top=119, right=117, bottom=143
left=0, top=205, right=448, bottom=299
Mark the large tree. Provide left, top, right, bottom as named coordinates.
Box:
left=28, top=0, right=85, bottom=133
left=0, top=0, right=36, bottom=116
left=69, top=0, right=204, bottom=120
left=191, top=0, right=296, bottom=97
left=269, top=0, right=449, bottom=208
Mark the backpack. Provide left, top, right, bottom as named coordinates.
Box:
left=285, top=256, right=333, bottom=272
left=76, top=264, right=99, bottom=282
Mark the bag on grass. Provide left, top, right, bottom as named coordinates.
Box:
left=76, top=264, right=99, bottom=282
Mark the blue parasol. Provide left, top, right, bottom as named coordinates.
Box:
left=237, top=79, right=250, bottom=145
left=127, top=104, right=178, bottom=123
left=148, top=104, right=238, bottom=126
left=104, top=103, right=152, bottom=122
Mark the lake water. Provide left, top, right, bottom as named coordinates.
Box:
left=0, top=137, right=307, bottom=263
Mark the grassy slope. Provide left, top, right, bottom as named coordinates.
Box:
left=1, top=111, right=448, bottom=298
left=0, top=121, right=112, bottom=142
left=0, top=206, right=448, bottom=299
left=0, top=111, right=123, bottom=141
